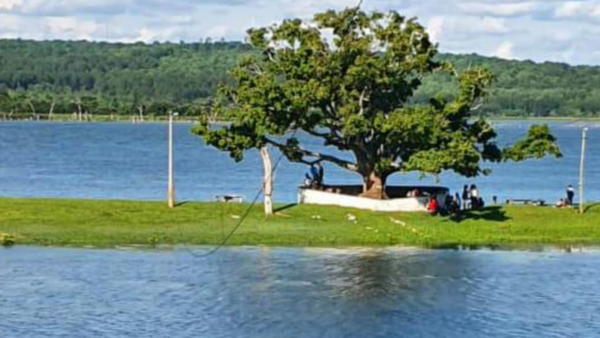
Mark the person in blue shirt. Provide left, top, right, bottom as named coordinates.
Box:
left=304, top=164, right=320, bottom=188
left=316, top=163, right=324, bottom=186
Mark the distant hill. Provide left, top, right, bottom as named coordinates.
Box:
left=1, top=39, right=599, bottom=118
left=425, top=53, right=600, bottom=117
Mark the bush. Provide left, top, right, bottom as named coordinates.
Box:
left=0, top=233, right=15, bottom=246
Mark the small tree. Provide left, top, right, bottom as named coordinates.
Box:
left=195, top=7, right=561, bottom=199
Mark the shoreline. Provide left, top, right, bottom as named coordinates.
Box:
left=2, top=116, right=600, bottom=124
left=2, top=198, right=600, bottom=249
left=3, top=243, right=600, bottom=254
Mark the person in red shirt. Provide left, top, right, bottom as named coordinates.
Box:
left=427, top=196, right=439, bottom=216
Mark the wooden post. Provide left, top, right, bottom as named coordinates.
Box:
left=167, top=111, right=176, bottom=208
left=260, top=147, right=273, bottom=216
left=579, top=127, right=588, bottom=214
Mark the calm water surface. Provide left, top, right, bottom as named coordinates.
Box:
left=1, top=246, right=599, bottom=338
left=0, top=121, right=599, bottom=203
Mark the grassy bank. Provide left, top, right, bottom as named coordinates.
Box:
left=1, top=198, right=600, bottom=249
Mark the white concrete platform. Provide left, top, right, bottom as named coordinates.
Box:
left=298, top=185, right=449, bottom=212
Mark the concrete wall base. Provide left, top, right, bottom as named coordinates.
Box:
left=298, top=186, right=448, bottom=212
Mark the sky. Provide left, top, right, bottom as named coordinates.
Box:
left=1, top=0, right=600, bottom=65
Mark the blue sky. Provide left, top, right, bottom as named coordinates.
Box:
left=1, top=0, right=600, bottom=65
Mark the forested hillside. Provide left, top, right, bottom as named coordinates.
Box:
left=0, top=39, right=248, bottom=119
left=1, top=39, right=599, bottom=119
left=417, top=54, right=600, bottom=117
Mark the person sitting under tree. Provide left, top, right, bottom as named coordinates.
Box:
left=316, top=163, right=324, bottom=187
left=304, top=163, right=325, bottom=189
left=452, top=193, right=462, bottom=214
left=470, top=184, right=480, bottom=209
left=462, top=185, right=470, bottom=210
left=427, top=196, right=439, bottom=216
left=566, top=185, right=575, bottom=206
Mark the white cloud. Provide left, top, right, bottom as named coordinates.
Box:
left=555, top=1, right=586, bottom=18
left=0, top=13, right=21, bottom=37
left=478, top=17, right=508, bottom=34
left=0, top=0, right=22, bottom=11
left=427, top=16, right=444, bottom=43
left=495, top=41, right=514, bottom=59
left=554, top=1, right=600, bottom=19
left=592, top=4, right=600, bottom=18
left=45, top=16, right=98, bottom=40
left=437, top=16, right=508, bottom=36
left=459, top=2, right=539, bottom=17
left=206, top=25, right=229, bottom=39
left=1, top=0, right=600, bottom=65
left=136, top=28, right=156, bottom=43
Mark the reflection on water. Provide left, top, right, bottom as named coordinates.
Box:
left=1, top=246, right=599, bottom=338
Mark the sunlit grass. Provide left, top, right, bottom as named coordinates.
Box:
left=1, top=198, right=599, bottom=248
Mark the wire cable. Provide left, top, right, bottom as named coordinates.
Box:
left=182, top=128, right=300, bottom=258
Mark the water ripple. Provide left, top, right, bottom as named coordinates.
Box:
left=1, top=246, right=600, bottom=338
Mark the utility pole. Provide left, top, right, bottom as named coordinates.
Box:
left=168, top=111, right=178, bottom=208
left=579, top=127, right=588, bottom=214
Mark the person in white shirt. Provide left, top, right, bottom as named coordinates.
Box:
left=566, top=185, right=575, bottom=206
left=470, top=184, right=480, bottom=209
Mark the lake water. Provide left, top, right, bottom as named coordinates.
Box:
left=2, top=123, right=600, bottom=338
left=1, top=246, right=599, bottom=338
left=0, top=121, right=599, bottom=203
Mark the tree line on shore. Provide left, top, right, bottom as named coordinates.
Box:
left=1, top=39, right=600, bottom=119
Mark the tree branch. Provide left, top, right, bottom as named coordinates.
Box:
left=265, top=137, right=359, bottom=171
left=304, top=128, right=349, bottom=149
left=358, top=88, right=367, bottom=116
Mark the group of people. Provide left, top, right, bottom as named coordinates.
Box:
left=427, top=184, right=485, bottom=216
left=555, top=185, right=576, bottom=208
left=461, top=184, right=484, bottom=210
left=428, top=183, right=578, bottom=216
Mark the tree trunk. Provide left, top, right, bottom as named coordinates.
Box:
left=138, top=106, right=144, bottom=122
left=260, top=147, right=274, bottom=216
left=48, top=101, right=55, bottom=121
left=28, top=102, right=37, bottom=120
left=361, top=172, right=388, bottom=199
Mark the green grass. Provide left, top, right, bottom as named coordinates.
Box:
left=1, top=198, right=599, bottom=249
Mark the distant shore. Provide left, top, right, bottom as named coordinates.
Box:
left=1, top=198, right=599, bottom=249
left=488, top=116, right=600, bottom=122
left=2, top=114, right=600, bottom=124
left=0, top=113, right=202, bottom=123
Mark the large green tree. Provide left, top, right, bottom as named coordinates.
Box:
left=201, top=7, right=562, bottom=199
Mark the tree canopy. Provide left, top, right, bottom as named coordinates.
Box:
left=0, top=39, right=247, bottom=119
left=194, top=7, right=562, bottom=199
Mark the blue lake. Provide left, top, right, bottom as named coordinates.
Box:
left=0, top=121, right=599, bottom=203
left=2, top=122, right=600, bottom=338
left=1, top=246, right=600, bottom=338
